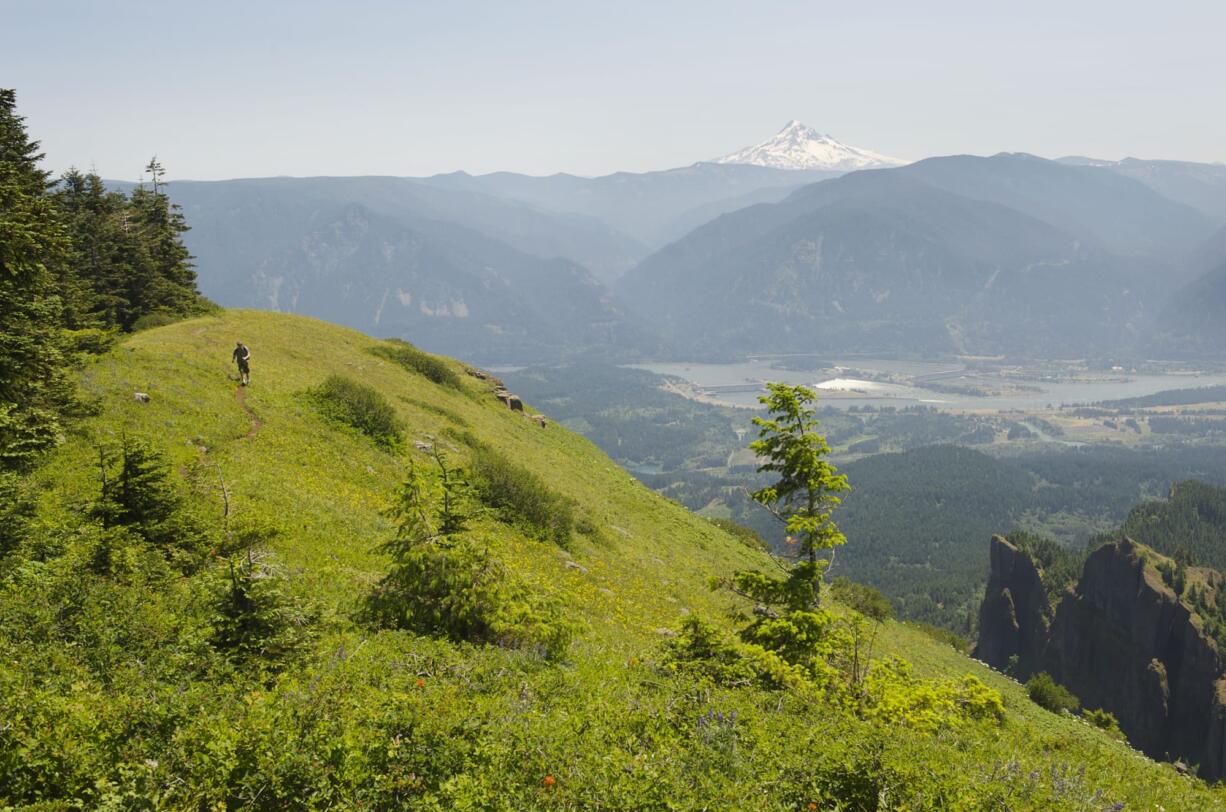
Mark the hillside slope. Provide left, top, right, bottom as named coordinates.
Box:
left=4, top=311, right=1224, bottom=808
left=617, top=168, right=1149, bottom=358
left=111, top=177, right=661, bottom=364
left=1154, top=225, right=1226, bottom=355
left=39, top=309, right=748, bottom=634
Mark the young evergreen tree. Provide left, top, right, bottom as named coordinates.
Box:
left=94, top=437, right=180, bottom=533
left=92, top=436, right=208, bottom=568
left=365, top=452, right=572, bottom=656
left=0, top=88, right=73, bottom=470
left=717, top=383, right=851, bottom=670
left=745, top=382, right=850, bottom=607
left=211, top=547, right=314, bottom=667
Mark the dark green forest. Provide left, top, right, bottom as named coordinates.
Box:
left=647, top=443, right=1226, bottom=631
left=1122, top=480, right=1226, bottom=569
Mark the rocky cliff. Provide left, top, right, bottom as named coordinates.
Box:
left=974, top=535, right=1050, bottom=676
left=976, top=535, right=1226, bottom=778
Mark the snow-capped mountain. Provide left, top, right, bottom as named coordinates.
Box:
left=712, top=120, right=906, bottom=171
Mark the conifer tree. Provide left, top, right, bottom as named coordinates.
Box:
left=746, top=382, right=851, bottom=608
left=718, top=383, right=851, bottom=669
left=92, top=436, right=208, bottom=568
left=0, top=88, right=73, bottom=470
left=211, top=546, right=313, bottom=666
left=53, top=168, right=129, bottom=328
left=127, top=156, right=201, bottom=324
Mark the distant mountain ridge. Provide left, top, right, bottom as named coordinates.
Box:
left=616, top=153, right=1216, bottom=358
left=417, top=160, right=839, bottom=250
left=119, top=146, right=1226, bottom=364
left=712, top=120, right=906, bottom=171
left=123, top=177, right=662, bottom=364
left=1059, top=156, right=1226, bottom=224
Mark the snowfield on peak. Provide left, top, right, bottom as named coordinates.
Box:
left=713, top=120, right=906, bottom=171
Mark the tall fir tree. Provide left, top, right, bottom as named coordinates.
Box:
left=54, top=162, right=206, bottom=331
left=0, top=88, right=73, bottom=470
left=126, top=156, right=201, bottom=325
left=53, top=168, right=119, bottom=327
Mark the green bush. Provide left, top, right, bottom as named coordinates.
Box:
left=371, top=339, right=461, bottom=389
left=470, top=445, right=574, bottom=547
left=1027, top=672, right=1080, bottom=714
left=210, top=549, right=315, bottom=669
left=908, top=621, right=971, bottom=654
left=709, top=517, right=769, bottom=551
left=130, top=310, right=183, bottom=331
left=1083, top=707, right=1127, bottom=742
left=830, top=577, right=895, bottom=622
left=308, top=375, right=403, bottom=450
left=63, top=327, right=119, bottom=356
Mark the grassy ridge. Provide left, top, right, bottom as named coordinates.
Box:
left=50, top=309, right=763, bottom=643
left=8, top=309, right=1225, bottom=808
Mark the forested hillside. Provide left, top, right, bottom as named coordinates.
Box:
left=647, top=441, right=1226, bottom=631
left=1122, top=480, right=1226, bottom=568
left=616, top=161, right=1179, bottom=358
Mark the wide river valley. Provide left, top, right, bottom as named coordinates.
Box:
left=627, top=358, right=1226, bottom=411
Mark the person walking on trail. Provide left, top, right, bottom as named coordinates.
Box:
left=232, top=341, right=251, bottom=386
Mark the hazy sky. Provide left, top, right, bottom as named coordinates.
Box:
left=6, top=0, right=1225, bottom=180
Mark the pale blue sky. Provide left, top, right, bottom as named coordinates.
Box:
left=6, top=0, right=1224, bottom=179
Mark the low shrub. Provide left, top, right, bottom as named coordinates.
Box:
left=1026, top=672, right=1080, bottom=714
left=469, top=446, right=574, bottom=547
left=63, top=327, right=119, bottom=356
left=861, top=657, right=1005, bottom=731
left=907, top=621, right=971, bottom=654
left=308, top=375, right=403, bottom=450
left=1083, top=707, right=1127, bottom=742
left=708, top=517, right=769, bottom=552
left=130, top=310, right=183, bottom=331
left=371, top=339, right=461, bottom=389
left=830, top=577, right=895, bottom=623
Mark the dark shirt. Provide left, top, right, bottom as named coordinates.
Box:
left=233, top=346, right=250, bottom=365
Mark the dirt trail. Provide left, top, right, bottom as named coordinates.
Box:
left=235, top=386, right=262, bottom=439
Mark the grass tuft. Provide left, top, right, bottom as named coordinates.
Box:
left=470, top=444, right=575, bottom=548
left=307, top=374, right=403, bottom=450
left=370, top=339, right=462, bottom=389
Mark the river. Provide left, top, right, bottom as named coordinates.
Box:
left=627, top=359, right=1226, bottom=412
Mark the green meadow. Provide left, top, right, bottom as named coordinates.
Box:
left=4, top=309, right=1222, bottom=810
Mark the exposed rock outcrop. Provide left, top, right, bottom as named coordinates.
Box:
left=976, top=536, right=1226, bottom=779
left=974, top=535, right=1050, bottom=676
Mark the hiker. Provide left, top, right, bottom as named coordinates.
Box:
left=232, top=341, right=251, bottom=386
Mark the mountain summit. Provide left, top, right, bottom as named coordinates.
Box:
left=712, top=120, right=906, bottom=171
